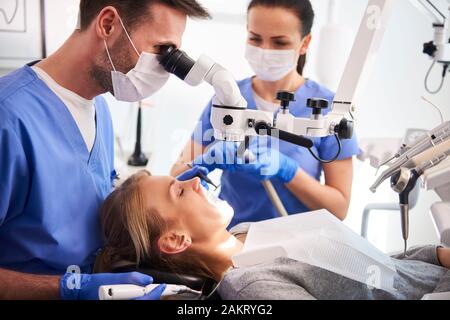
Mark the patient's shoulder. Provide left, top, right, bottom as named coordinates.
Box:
left=229, top=222, right=252, bottom=236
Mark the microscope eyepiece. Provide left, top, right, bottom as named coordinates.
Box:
left=158, top=47, right=195, bottom=80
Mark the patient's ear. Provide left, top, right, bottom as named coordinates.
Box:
left=158, top=231, right=192, bottom=255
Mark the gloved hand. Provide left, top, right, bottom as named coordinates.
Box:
left=194, top=141, right=298, bottom=183
left=176, top=165, right=210, bottom=189
left=60, top=271, right=165, bottom=300
left=134, top=284, right=167, bottom=300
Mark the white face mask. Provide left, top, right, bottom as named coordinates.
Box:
left=245, top=43, right=298, bottom=82
left=104, top=18, right=170, bottom=102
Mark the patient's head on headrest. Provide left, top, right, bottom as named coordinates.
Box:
left=95, top=170, right=233, bottom=281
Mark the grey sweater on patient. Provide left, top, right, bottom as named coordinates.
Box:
left=218, top=236, right=450, bottom=300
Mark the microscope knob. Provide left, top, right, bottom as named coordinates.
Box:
left=223, top=115, right=234, bottom=126
left=423, top=41, right=437, bottom=58
left=307, top=98, right=329, bottom=115
left=276, top=91, right=296, bottom=109
left=334, top=118, right=354, bottom=140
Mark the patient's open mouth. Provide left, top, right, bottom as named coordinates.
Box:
left=199, top=185, right=219, bottom=206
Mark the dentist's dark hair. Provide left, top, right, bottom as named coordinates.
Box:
left=79, top=0, right=210, bottom=31
left=247, top=0, right=315, bottom=76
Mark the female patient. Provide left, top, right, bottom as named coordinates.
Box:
left=95, top=171, right=450, bottom=300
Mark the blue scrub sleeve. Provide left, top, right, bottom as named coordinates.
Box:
left=191, top=100, right=215, bottom=147
left=318, top=132, right=361, bottom=161
left=0, top=120, right=30, bottom=226
left=96, top=96, right=116, bottom=189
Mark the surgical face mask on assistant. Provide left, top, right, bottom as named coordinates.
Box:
left=245, top=43, right=299, bottom=82
left=104, top=18, right=170, bottom=102
left=200, top=186, right=234, bottom=225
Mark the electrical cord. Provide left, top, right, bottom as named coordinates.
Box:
left=197, top=278, right=223, bottom=300
left=307, top=134, right=342, bottom=163
left=421, top=96, right=445, bottom=124
left=425, top=60, right=448, bottom=94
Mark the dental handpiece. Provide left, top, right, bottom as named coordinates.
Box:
left=370, top=122, right=450, bottom=193
left=98, top=283, right=200, bottom=300
left=370, top=130, right=450, bottom=192
left=390, top=168, right=416, bottom=257
left=390, top=154, right=447, bottom=257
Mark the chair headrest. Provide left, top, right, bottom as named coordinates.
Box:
left=112, top=265, right=217, bottom=296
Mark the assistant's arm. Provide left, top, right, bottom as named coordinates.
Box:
left=286, top=158, right=354, bottom=220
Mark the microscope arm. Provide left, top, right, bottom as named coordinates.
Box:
left=181, top=54, right=248, bottom=109
left=412, top=0, right=448, bottom=24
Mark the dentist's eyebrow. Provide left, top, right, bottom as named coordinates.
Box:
left=249, top=31, right=261, bottom=37
left=271, top=35, right=289, bottom=40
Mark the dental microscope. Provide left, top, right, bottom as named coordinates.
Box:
left=157, top=45, right=350, bottom=217
left=157, top=46, right=353, bottom=146
left=158, top=45, right=353, bottom=217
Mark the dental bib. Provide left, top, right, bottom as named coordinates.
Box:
left=232, top=210, right=397, bottom=292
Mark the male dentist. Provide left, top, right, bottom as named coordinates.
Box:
left=0, top=0, right=209, bottom=299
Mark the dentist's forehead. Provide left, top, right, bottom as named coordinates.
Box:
left=139, top=3, right=187, bottom=49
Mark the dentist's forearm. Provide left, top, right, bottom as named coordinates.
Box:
left=285, top=169, right=350, bottom=220
left=0, top=268, right=61, bottom=300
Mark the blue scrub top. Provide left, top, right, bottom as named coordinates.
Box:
left=193, top=77, right=360, bottom=228
left=0, top=65, right=116, bottom=275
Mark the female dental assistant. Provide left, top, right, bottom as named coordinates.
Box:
left=171, top=0, right=360, bottom=228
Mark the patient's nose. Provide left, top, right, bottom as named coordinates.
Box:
left=191, top=177, right=201, bottom=192
left=180, top=177, right=201, bottom=192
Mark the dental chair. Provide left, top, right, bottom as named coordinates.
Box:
left=111, top=262, right=221, bottom=300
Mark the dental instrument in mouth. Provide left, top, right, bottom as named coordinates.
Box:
left=186, top=163, right=220, bottom=190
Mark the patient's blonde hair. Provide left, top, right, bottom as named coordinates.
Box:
left=94, top=171, right=214, bottom=280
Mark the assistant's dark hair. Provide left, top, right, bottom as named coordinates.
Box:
left=79, top=0, right=210, bottom=31
left=248, top=0, right=314, bottom=75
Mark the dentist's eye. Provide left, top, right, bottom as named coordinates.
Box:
left=274, top=41, right=289, bottom=47
left=157, top=45, right=175, bottom=55
left=249, top=37, right=261, bottom=43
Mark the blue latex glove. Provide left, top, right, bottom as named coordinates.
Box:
left=194, top=141, right=298, bottom=183
left=176, top=165, right=210, bottom=189
left=135, top=284, right=167, bottom=300
left=60, top=271, right=165, bottom=300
